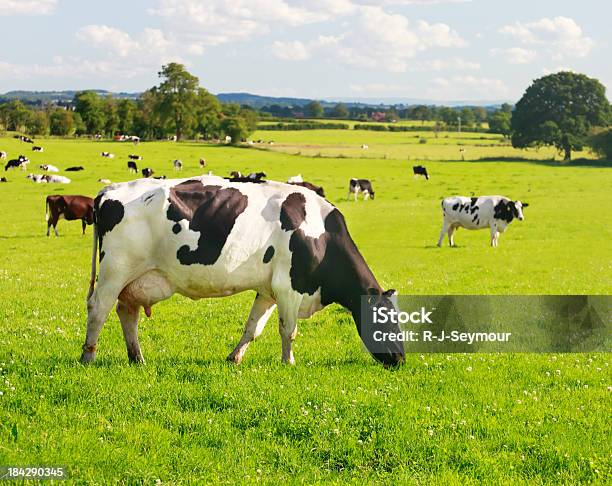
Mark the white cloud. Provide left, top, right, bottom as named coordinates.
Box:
left=0, top=0, right=56, bottom=15
left=76, top=25, right=141, bottom=58
left=410, top=57, right=480, bottom=71
left=349, top=82, right=414, bottom=95
left=271, top=40, right=312, bottom=61
left=430, top=75, right=510, bottom=99
left=500, top=16, right=594, bottom=59
left=273, top=6, right=467, bottom=72
left=490, top=47, right=536, bottom=64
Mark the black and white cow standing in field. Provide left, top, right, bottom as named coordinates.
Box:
left=5, top=155, right=29, bottom=171
left=437, top=195, right=528, bottom=248
left=127, top=161, right=138, bottom=173
left=348, top=178, right=375, bottom=201
left=173, top=159, right=183, bottom=171
left=413, top=165, right=429, bottom=180
left=81, top=177, right=404, bottom=367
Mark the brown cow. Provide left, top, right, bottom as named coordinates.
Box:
left=45, top=195, right=94, bottom=237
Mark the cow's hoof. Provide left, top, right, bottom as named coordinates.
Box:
left=79, top=351, right=96, bottom=364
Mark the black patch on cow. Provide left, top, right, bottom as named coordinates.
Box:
left=452, top=203, right=459, bottom=211
left=470, top=205, right=478, bottom=214
left=494, top=199, right=514, bottom=223
left=472, top=214, right=478, bottom=223
left=280, top=192, right=307, bottom=231
left=470, top=197, right=478, bottom=206
left=263, top=245, right=275, bottom=263
left=166, top=180, right=248, bottom=266
left=172, top=223, right=181, bottom=234
left=95, top=197, right=124, bottom=251
left=99, top=250, right=105, bottom=262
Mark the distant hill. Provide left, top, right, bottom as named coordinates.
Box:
left=0, top=90, right=140, bottom=103
left=0, top=89, right=510, bottom=109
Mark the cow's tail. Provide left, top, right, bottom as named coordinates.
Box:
left=87, top=224, right=98, bottom=299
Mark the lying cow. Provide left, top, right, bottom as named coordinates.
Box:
left=46, top=195, right=94, bottom=237
left=101, top=152, right=115, bottom=158
left=40, top=164, right=59, bottom=172
left=128, top=154, right=142, bottom=160
left=348, top=178, right=375, bottom=201
left=247, top=172, right=266, bottom=181
left=413, top=165, right=429, bottom=180
left=32, top=146, right=44, bottom=152
left=81, top=176, right=404, bottom=368
left=173, top=159, right=183, bottom=171
left=437, top=196, right=529, bottom=248
left=65, top=166, right=84, bottom=171
left=27, top=174, right=71, bottom=184
left=5, top=155, right=29, bottom=171
left=142, top=168, right=154, bottom=178
left=127, top=161, right=138, bottom=173
left=289, top=181, right=325, bottom=198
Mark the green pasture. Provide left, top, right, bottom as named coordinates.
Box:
left=0, top=131, right=610, bottom=483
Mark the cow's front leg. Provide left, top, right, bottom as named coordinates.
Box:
left=276, top=292, right=303, bottom=365
left=81, top=219, right=87, bottom=235
left=437, top=221, right=448, bottom=247
left=227, top=293, right=276, bottom=364
left=116, top=300, right=144, bottom=364
left=490, top=225, right=498, bottom=247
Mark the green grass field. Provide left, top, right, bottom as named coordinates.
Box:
left=0, top=130, right=610, bottom=484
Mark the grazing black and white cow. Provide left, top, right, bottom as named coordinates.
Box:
left=46, top=195, right=94, bottom=236
left=173, top=159, right=183, bottom=171
left=289, top=181, right=326, bottom=198
left=65, top=166, right=84, bottom=171
left=128, top=154, right=142, bottom=161
left=348, top=178, right=375, bottom=201
left=127, top=161, right=138, bottom=173
left=40, top=164, right=59, bottom=172
left=81, top=176, right=404, bottom=368
left=16, top=135, right=34, bottom=143
left=413, top=165, right=429, bottom=180
left=0, top=151, right=7, bottom=159
left=101, top=152, right=115, bottom=158
left=199, top=158, right=207, bottom=169
left=438, top=196, right=529, bottom=248
left=5, top=155, right=29, bottom=171
left=32, top=146, right=44, bottom=152
left=247, top=172, right=266, bottom=181
left=142, top=168, right=154, bottom=178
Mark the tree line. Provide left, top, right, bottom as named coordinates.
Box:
left=0, top=64, right=258, bottom=142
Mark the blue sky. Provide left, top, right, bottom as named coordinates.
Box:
left=0, top=0, right=609, bottom=102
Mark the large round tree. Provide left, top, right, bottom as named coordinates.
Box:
left=511, top=72, right=610, bottom=160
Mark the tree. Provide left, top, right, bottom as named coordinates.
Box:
left=331, top=103, right=349, bottom=119
left=194, top=88, right=221, bottom=139
left=5, top=100, right=30, bottom=131
left=49, top=109, right=74, bottom=136
left=220, top=117, right=248, bottom=143
left=305, top=101, right=323, bottom=118
left=460, top=108, right=476, bottom=129
left=103, top=96, right=120, bottom=137
left=488, top=110, right=512, bottom=137
left=588, top=129, right=612, bottom=159
left=155, top=62, right=199, bottom=140
left=117, top=99, right=136, bottom=134
left=26, top=110, right=49, bottom=136
left=500, top=103, right=513, bottom=114
left=74, top=91, right=106, bottom=134
left=472, top=107, right=488, bottom=125
left=511, top=72, right=609, bottom=160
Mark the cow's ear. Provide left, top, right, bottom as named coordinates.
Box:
left=383, top=289, right=397, bottom=297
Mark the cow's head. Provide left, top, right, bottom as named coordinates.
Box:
left=370, top=191, right=375, bottom=200
left=360, top=288, right=405, bottom=368
left=512, top=200, right=528, bottom=221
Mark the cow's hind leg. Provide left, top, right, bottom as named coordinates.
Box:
left=437, top=221, right=449, bottom=247
left=81, top=219, right=86, bottom=235
left=116, top=300, right=144, bottom=364
left=276, top=292, right=303, bottom=365
left=448, top=224, right=457, bottom=247
left=227, top=293, right=276, bottom=364
left=80, top=281, right=123, bottom=363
